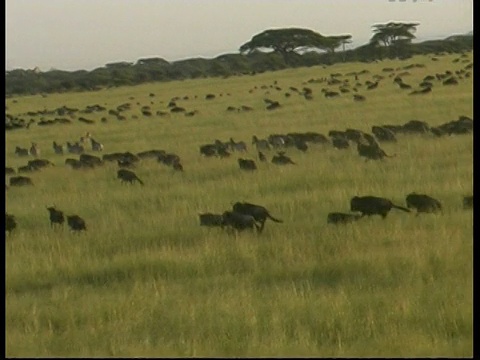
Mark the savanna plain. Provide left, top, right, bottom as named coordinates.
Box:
left=5, top=53, right=473, bottom=357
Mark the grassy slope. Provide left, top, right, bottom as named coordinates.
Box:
left=5, top=53, right=473, bottom=357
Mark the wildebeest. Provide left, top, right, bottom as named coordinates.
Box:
left=405, top=193, right=443, bottom=215
left=52, top=141, right=64, bottom=154
left=9, top=176, right=34, bottom=186
left=66, top=142, right=85, bottom=154
left=67, top=215, right=87, bottom=232
left=258, top=151, right=267, bottom=162
left=90, top=137, right=104, bottom=151
left=28, top=159, right=55, bottom=170
left=46, top=206, right=65, bottom=227
left=350, top=196, right=411, bottom=218
left=221, top=211, right=261, bottom=233
left=6, top=167, right=16, bottom=175
left=229, top=138, right=247, bottom=152
left=15, top=146, right=30, bottom=156
left=238, top=158, right=257, bottom=171
left=6, top=213, right=17, bottom=234
left=327, top=212, right=363, bottom=224
left=463, top=195, right=473, bottom=210
left=117, top=169, right=144, bottom=185
left=252, top=135, right=271, bottom=151
left=79, top=154, right=103, bottom=167
left=356, top=142, right=394, bottom=161
left=232, top=202, right=283, bottom=232
left=199, top=213, right=224, bottom=227
left=172, top=161, right=184, bottom=172
left=271, top=152, right=296, bottom=165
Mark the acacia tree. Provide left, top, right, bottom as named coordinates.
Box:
left=320, top=34, right=353, bottom=53
left=239, top=28, right=327, bottom=56
left=370, top=22, right=419, bottom=47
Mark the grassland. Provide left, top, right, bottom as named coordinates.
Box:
left=5, top=53, right=473, bottom=357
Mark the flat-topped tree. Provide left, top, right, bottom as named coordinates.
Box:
left=370, top=22, right=419, bottom=47
left=239, top=28, right=327, bottom=58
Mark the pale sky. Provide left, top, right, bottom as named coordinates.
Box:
left=5, top=0, right=473, bottom=72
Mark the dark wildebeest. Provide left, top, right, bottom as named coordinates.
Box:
left=9, top=176, right=34, bottom=186
left=117, top=169, right=144, bottom=185
left=350, top=196, right=411, bottom=218
left=15, top=146, right=30, bottom=156
left=327, top=212, right=363, bottom=224
left=232, top=202, right=283, bottom=232
left=463, top=195, right=473, bottom=210
left=90, top=137, right=104, bottom=151
left=199, top=213, right=224, bottom=227
left=6, top=167, right=16, bottom=175
left=229, top=138, right=247, bottom=152
left=6, top=213, right=17, bottom=234
left=405, top=193, right=443, bottom=215
left=52, top=141, right=64, bottom=154
left=172, top=161, right=184, bottom=172
left=271, top=152, right=295, bottom=165
left=67, top=215, right=87, bottom=232
left=46, top=206, right=65, bottom=227
left=356, top=141, right=394, bottom=161
left=79, top=154, right=103, bottom=167
left=221, top=211, right=261, bottom=233
left=252, top=135, right=271, bottom=151
left=28, top=159, right=55, bottom=170
left=258, top=151, right=267, bottom=162
left=238, top=158, right=257, bottom=171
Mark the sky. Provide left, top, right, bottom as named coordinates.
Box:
left=5, top=0, right=473, bottom=72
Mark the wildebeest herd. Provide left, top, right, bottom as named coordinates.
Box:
left=5, top=54, right=473, bottom=236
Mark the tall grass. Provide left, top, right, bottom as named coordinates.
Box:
left=6, top=53, right=473, bottom=357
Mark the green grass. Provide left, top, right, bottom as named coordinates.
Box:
left=5, top=53, right=473, bottom=357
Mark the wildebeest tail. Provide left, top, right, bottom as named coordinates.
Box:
left=392, top=204, right=410, bottom=212
left=267, top=212, right=283, bottom=223
left=136, top=176, right=144, bottom=185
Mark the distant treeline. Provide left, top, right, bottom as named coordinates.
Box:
left=5, top=34, right=473, bottom=96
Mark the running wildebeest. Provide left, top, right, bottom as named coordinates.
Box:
left=327, top=212, right=363, bottom=224
left=117, top=169, right=144, bottom=185
left=463, top=195, right=473, bottom=210
left=350, top=196, right=411, bottom=218
left=232, top=202, right=283, bottom=232
left=9, top=176, right=33, bottom=186
left=90, top=137, right=104, bottom=151
left=258, top=151, right=267, bottom=162
left=15, top=146, right=30, bottom=156
left=271, top=152, right=295, bottom=165
left=172, top=161, right=184, bottom=172
left=6, top=213, right=17, bottom=234
left=52, top=141, right=64, bottom=154
left=229, top=138, right=247, bottom=152
left=199, top=213, right=224, bottom=227
left=46, top=206, right=65, bottom=227
left=405, top=193, right=443, bottom=215
left=238, top=158, right=257, bottom=171
left=252, top=135, right=271, bottom=151
left=221, top=211, right=261, bottom=233
left=28, top=159, right=55, bottom=170
left=6, top=167, right=16, bottom=175
left=67, top=215, right=87, bottom=232
left=356, top=141, right=394, bottom=161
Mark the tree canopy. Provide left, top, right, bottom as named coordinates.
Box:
left=370, top=22, right=420, bottom=47
left=320, top=34, right=353, bottom=53
left=239, top=28, right=328, bottom=55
